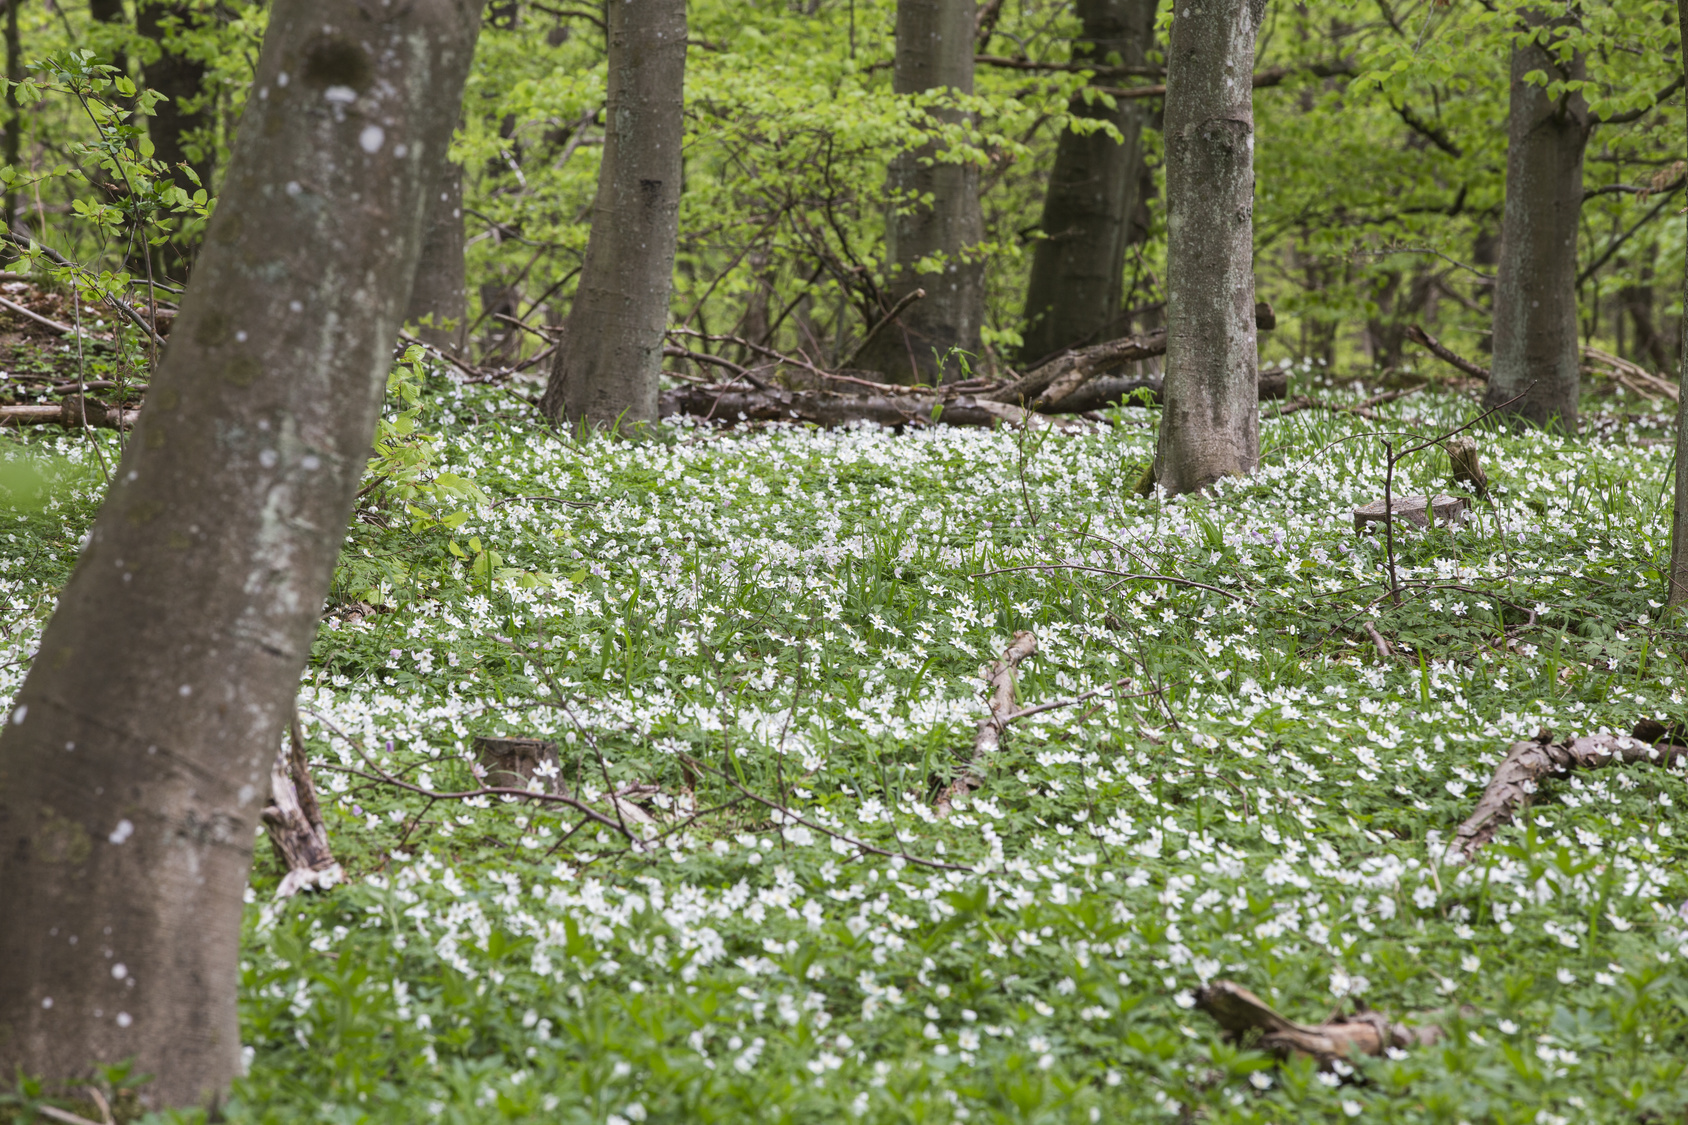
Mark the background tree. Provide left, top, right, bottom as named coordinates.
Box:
left=0, top=0, right=483, bottom=1104
left=538, top=0, right=685, bottom=430
left=1018, top=0, right=1156, bottom=366
left=1671, top=0, right=1688, bottom=609
left=406, top=160, right=470, bottom=352
left=135, top=0, right=213, bottom=277
left=852, top=0, right=984, bottom=384
left=1153, top=0, right=1267, bottom=495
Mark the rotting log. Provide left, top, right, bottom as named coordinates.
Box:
left=474, top=735, right=560, bottom=790
left=0, top=397, right=139, bottom=430
left=935, top=631, right=1037, bottom=817
left=1445, top=727, right=1688, bottom=866
left=1352, top=494, right=1466, bottom=533
left=659, top=385, right=1088, bottom=432
left=1195, top=980, right=1443, bottom=1066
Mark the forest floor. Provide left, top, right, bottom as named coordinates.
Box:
left=3, top=360, right=1688, bottom=1123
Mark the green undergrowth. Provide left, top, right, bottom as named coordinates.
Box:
left=4, top=366, right=1688, bottom=1123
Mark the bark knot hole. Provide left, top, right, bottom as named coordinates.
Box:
left=301, top=35, right=374, bottom=93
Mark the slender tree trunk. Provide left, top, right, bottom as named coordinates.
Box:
left=136, top=0, right=216, bottom=279
left=4, top=0, right=21, bottom=234
left=1670, top=0, right=1688, bottom=608
left=1018, top=0, right=1156, bottom=367
left=0, top=0, right=483, bottom=1106
left=405, top=161, right=469, bottom=352
left=852, top=0, right=984, bottom=384
left=539, top=0, right=685, bottom=430
left=1486, top=10, right=1589, bottom=431
left=1152, top=0, right=1266, bottom=495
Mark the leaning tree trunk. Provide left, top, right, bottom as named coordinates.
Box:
left=539, top=0, right=686, bottom=431
left=405, top=161, right=469, bottom=352
left=1671, top=0, right=1688, bottom=609
left=0, top=0, right=483, bottom=1107
left=1485, top=10, right=1589, bottom=431
left=1152, top=0, right=1266, bottom=495
left=1018, top=0, right=1156, bottom=367
left=852, top=0, right=985, bottom=385
left=136, top=0, right=216, bottom=280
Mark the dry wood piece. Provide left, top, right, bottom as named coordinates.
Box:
left=1405, top=324, right=1491, bottom=381
left=1582, top=345, right=1682, bottom=404
left=658, top=384, right=1087, bottom=432
left=1444, top=436, right=1488, bottom=497
left=261, top=719, right=344, bottom=899
left=1352, top=494, right=1466, bottom=533
left=0, top=397, right=139, bottom=430
left=1445, top=727, right=1688, bottom=866
left=1195, top=980, right=1442, bottom=1065
left=475, top=735, right=560, bottom=791
left=0, top=294, right=75, bottom=335
left=935, top=631, right=1037, bottom=817
left=991, top=329, right=1168, bottom=408
left=1362, top=621, right=1393, bottom=660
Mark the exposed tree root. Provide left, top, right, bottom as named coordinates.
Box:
left=1195, top=980, right=1443, bottom=1065
left=935, top=631, right=1038, bottom=818
left=1444, top=724, right=1687, bottom=867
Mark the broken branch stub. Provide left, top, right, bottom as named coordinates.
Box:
left=261, top=720, right=343, bottom=899
left=1444, top=436, right=1488, bottom=498
left=935, top=630, right=1038, bottom=818
left=1352, top=494, right=1466, bottom=534
left=1195, top=980, right=1442, bottom=1066
left=1445, top=728, right=1687, bottom=866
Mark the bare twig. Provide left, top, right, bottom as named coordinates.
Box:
left=842, top=287, right=925, bottom=370
left=936, top=631, right=1038, bottom=817
left=0, top=293, right=73, bottom=334
left=1362, top=620, right=1393, bottom=660
left=971, top=562, right=1251, bottom=603
left=1405, top=325, right=1490, bottom=381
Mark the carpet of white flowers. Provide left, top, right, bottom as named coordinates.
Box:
left=5, top=369, right=1688, bottom=1123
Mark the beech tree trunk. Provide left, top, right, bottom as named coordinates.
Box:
left=1018, top=0, right=1155, bottom=367
left=1485, top=9, right=1589, bottom=431
left=539, top=0, right=686, bottom=430
left=405, top=161, right=469, bottom=352
left=0, top=0, right=483, bottom=1106
left=852, top=0, right=984, bottom=384
left=1152, top=0, right=1265, bottom=495
left=1672, top=0, right=1688, bottom=609
left=137, top=0, right=214, bottom=279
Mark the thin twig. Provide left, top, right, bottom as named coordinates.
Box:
left=971, top=562, right=1251, bottom=603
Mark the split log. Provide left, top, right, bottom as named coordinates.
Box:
left=1445, top=727, right=1688, bottom=866
left=1195, top=980, right=1442, bottom=1066
left=0, top=397, right=139, bottom=430
left=1405, top=325, right=1490, bottom=381
left=1352, top=494, right=1466, bottom=533
left=261, top=718, right=343, bottom=899
left=935, top=630, right=1037, bottom=817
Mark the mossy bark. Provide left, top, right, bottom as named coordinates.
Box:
left=0, top=0, right=483, bottom=1105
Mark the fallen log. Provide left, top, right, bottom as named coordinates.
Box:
left=935, top=631, right=1037, bottom=817
left=1444, top=725, right=1688, bottom=866
left=1195, top=980, right=1443, bottom=1066
left=994, top=329, right=1168, bottom=408
left=658, top=384, right=1087, bottom=431
left=0, top=396, right=139, bottom=430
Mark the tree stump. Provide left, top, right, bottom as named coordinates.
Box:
left=1352, top=494, right=1466, bottom=533
left=1444, top=436, right=1488, bottom=497
left=475, top=736, right=560, bottom=791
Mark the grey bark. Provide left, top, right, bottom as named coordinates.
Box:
left=539, top=0, right=686, bottom=430
left=852, top=0, right=984, bottom=384
left=1152, top=0, right=1266, bottom=495
left=1485, top=10, right=1589, bottom=431
left=137, top=0, right=214, bottom=278
left=1673, top=0, right=1688, bottom=609
left=0, top=0, right=483, bottom=1106
left=1018, top=0, right=1156, bottom=366
left=405, top=161, right=469, bottom=352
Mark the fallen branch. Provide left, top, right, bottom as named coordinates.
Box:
left=1195, top=980, right=1442, bottom=1066
left=935, top=631, right=1038, bottom=818
left=0, top=397, right=139, bottom=430
left=1582, top=345, right=1681, bottom=403
left=0, top=294, right=74, bottom=335
left=658, top=383, right=1085, bottom=431
left=1405, top=325, right=1490, bottom=381
left=1361, top=620, right=1393, bottom=659
left=1445, top=726, right=1687, bottom=866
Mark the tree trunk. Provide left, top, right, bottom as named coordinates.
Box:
left=405, top=161, right=469, bottom=352
left=1152, top=0, right=1266, bottom=495
left=1485, top=9, right=1589, bottom=431
left=539, top=0, right=686, bottom=431
left=4, top=0, right=21, bottom=234
left=1018, top=0, right=1156, bottom=367
left=851, top=0, right=984, bottom=385
left=136, top=0, right=216, bottom=279
left=0, top=0, right=483, bottom=1106
left=1671, top=0, right=1688, bottom=609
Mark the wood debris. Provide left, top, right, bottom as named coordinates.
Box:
left=935, top=630, right=1037, bottom=817
left=261, top=718, right=344, bottom=899
left=1195, top=980, right=1443, bottom=1065
left=1352, top=494, right=1466, bottom=533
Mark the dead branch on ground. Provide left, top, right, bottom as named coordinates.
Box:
left=1445, top=724, right=1687, bottom=866
left=1582, top=345, right=1681, bottom=404
left=1195, top=980, right=1442, bottom=1066
left=935, top=631, right=1038, bottom=818
left=0, top=397, right=138, bottom=430
left=1405, top=325, right=1490, bottom=381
